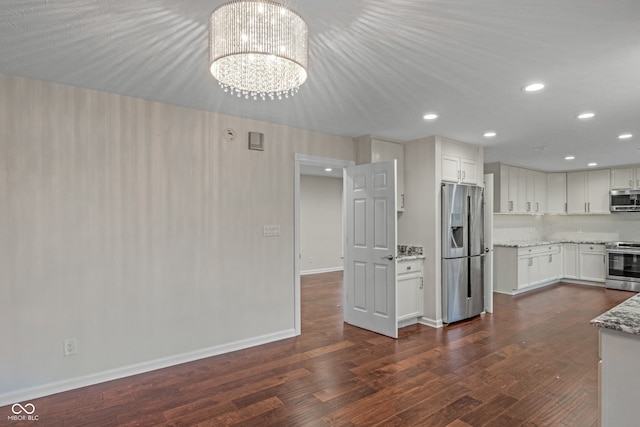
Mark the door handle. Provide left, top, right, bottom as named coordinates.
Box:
left=381, top=255, right=394, bottom=261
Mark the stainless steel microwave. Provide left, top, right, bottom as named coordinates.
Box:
left=610, top=189, right=640, bottom=212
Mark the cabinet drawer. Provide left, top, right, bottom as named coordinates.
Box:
left=517, top=244, right=561, bottom=257
left=579, top=243, right=605, bottom=254
left=397, top=259, right=423, bottom=275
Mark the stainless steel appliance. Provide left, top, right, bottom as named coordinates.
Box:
left=606, top=242, right=640, bottom=291
left=442, top=183, right=485, bottom=323
left=610, top=189, right=640, bottom=212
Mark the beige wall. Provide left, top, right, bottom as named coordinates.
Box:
left=0, top=73, right=354, bottom=401
left=300, top=175, right=343, bottom=274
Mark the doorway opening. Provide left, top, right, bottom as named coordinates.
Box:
left=294, top=154, right=354, bottom=335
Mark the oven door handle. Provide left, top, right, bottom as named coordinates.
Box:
left=606, top=249, right=640, bottom=255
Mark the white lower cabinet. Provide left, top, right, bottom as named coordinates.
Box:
left=579, top=244, right=606, bottom=282
left=397, top=258, right=424, bottom=325
left=563, top=243, right=579, bottom=279
left=495, top=244, right=562, bottom=293
left=495, top=242, right=604, bottom=294
left=516, top=245, right=562, bottom=289
left=564, top=243, right=606, bottom=282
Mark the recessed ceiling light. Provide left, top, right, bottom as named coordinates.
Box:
left=483, top=131, right=497, bottom=138
left=523, top=82, right=545, bottom=92
left=423, top=113, right=438, bottom=120
left=588, top=162, right=598, bottom=167
left=577, top=112, right=595, bottom=119
left=324, top=168, right=333, bottom=172
left=565, top=155, right=576, bottom=160
left=618, top=133, right=633, bottom=140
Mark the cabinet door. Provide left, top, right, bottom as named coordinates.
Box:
left=517, top=256, right=531, bottom=288
left=547, top=172, right=567, bottom=214
left=547, top=252, right=563, bottom=280
left=499, top=165, right=518, bottom=212
left=528, top=255, right=542, bottom=285
left=579, top=245, right=606, bottom=282
left=534, top=171, right=547, bottom=213
left=567, top=171, right=588, bottom=213
left=587, top=169, right=610, bottom=213
left=611, top=168, right=634, bottom=190
left=563, top=243, right=579, bottom=279
left=460, top=158, right=477, bottom=184
left=516, top=167, right=529, bottom=213
left=636, top=167, right=640, bottom=189
left=397, top=275, right=423, bottom=320
left=442, top=155, right=460, bottom=183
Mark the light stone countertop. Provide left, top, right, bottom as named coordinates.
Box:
left=591, top=293, right=640, bottom=335
left=396, top=255, right=425, bottom=261
left=494, top=239, right=609, bottom=248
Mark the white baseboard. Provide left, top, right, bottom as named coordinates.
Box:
left=419, top=317, right=443, bottom=328
left=301, top=266, right=343, bottom=276
left=562, top=279, right=605, bottom=287
left=494, top=279, right=605, bottom=296
left=0, top=329, right=297, bottom=408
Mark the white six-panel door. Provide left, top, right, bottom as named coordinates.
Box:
left=344, top=160, right=397, bottom=338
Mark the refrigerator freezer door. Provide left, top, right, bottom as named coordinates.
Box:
left=442, top=257, right=468, bottom=323
left=469, top=254, right=485, bottom=317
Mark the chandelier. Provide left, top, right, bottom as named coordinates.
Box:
left=209, top=0, right=309, bottom=100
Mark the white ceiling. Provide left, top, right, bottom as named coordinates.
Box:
left=1, top=0, right=639, bottom=172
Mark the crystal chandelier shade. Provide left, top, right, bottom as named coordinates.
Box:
left=209, top=0, right=309, bottom=100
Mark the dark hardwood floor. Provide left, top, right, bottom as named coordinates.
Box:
left=2, top=272, right=631, bottom=426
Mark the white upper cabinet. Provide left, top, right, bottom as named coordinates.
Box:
left=611, top=166, right=640, bottom=190
left=485, top=163, right=547, bottom=213
left=546, top=172, right=567, bottom=214
left=440, top=139, right=482, bottom=186
left=567, top=169, right=610, bottom=214
left=354, top=135, right=405, bottom=211
left=442, top=155, right=477, bottom=185
left=500, top=164, right=519, bottom=213
left=533, top=170, right=547, bottom=213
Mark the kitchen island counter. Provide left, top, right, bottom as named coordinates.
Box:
left=591, top=292, right=640, bottom=334
left=592, top=292, right=640, bottom=427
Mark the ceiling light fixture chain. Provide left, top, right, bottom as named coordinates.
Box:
left=209, top=0, right=309, bottom=100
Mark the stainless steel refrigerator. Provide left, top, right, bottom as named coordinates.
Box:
left=442, top=183, right=485, bottom=323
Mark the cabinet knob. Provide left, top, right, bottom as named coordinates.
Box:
left=406, top=266, right=412, bottom=270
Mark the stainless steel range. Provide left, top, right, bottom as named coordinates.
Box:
left=606, top=242, right=640, bottom=291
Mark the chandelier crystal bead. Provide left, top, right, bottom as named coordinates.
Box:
left=209, top=0, right=309, bottom=100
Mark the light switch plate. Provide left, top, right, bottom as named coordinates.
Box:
left=263, top=225, right=281, bottom=237
left=249, top=132, right=264, bottom=151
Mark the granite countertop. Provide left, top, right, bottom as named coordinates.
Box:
left=397, top=255, right=426, bottom=261
left=591, top=293, right=640, bottom=335
left=494, top=239, right=609, bottom=248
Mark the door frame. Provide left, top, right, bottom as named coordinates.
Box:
left=294, top=154, right=355, bottom=335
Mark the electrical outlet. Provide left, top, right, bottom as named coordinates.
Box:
left=64, top=338, right=77, bottom=357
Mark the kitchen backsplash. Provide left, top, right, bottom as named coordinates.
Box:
left=494, top=213, right=640, bottom=243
